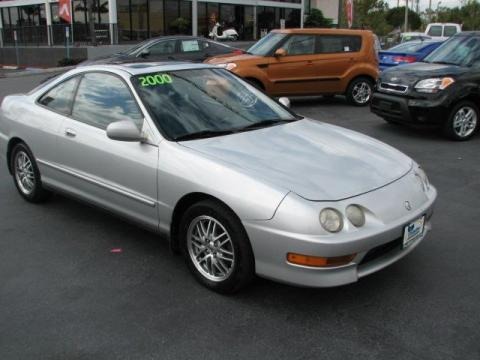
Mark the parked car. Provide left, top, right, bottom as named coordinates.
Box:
left=81, top=36, right=244, bottom=65
left=425, top=23, right=462, bottom=41
left=205, top=28, right=379, bottom=106
left=371, top=32, right=480, bottom=141
left=400, top=32, right=432, bottom=43
left=379, top=40, right=443, bottom=71
left=0, top=62, right=436, bottom=293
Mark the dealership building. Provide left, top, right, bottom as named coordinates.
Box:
left=0, top=0, right=339, bottom=46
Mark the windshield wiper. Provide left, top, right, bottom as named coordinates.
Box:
left=428, top=60, right=459, bottom=66
left=174, top=129, right=236, bottom=141
left=237, top=119, right=296, bottom=132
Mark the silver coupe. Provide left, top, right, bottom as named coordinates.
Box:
left=0, top=63, right=437, bottom=293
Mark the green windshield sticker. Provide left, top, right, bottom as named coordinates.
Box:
left=139, top=74, right=173, bottom=87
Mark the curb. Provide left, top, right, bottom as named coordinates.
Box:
left=0, top=66, right=75, bottom=78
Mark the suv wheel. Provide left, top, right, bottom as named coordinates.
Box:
left=444, top=101, right=479, bottom=141
left=346, top=77, right=373, bottom=106
left=180, top=200, right=255, bottom=293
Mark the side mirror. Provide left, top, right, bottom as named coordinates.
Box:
left=139, top=49, right=150, bottom=58
left=274, top=48, right=287, bottom=57
left=106, top=120, right=146, bottom=142
left=278, top=97, right=290, bottom=108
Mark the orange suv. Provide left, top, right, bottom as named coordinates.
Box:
left=206, top=28, right=379, bottom=106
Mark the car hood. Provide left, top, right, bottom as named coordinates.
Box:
left=206, top=53, right=264, bottom=64
left=180, top=119, right=412, bottom=201
left=381, top=62, right=469, bottom=86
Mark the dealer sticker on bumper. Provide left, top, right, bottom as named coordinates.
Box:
left=403, top=216, right=425, bottom=248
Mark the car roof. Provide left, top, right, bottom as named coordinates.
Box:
left=271, top=28, right=372, bottom=36
left=72, top=62, right=218, bottom=76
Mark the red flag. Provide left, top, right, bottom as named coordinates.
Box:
left=59, top=0, right=72, bottom=23
left=345, top=0, right=353, bottom=28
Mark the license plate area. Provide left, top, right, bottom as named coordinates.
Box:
left=403, top=216, right=425, bottom=249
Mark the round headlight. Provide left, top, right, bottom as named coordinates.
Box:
left=319, top=208, right=343, bottom=233
left=346, top=205, right=365, bottom=227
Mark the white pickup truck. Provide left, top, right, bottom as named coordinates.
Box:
left=425, top=23, right=462, bottom=40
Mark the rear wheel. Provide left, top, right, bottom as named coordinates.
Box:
left=180, top=200, right=255, bottom=293
left=10, top=143, right=51, bottom=203
left=443, top=101, right=479, bottom=141
left=346, top=77, right=373, bottom=106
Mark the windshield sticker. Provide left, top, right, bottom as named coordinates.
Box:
left=139, top=74, right=173, bottom=87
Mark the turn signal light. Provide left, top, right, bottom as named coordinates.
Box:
left=286, top=253, right=356, bottom=268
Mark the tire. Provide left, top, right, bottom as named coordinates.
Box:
left=180, top=200, right=255, bottom=294
left=443, top=100, right=479, bottom=141
left=10, top=142, right=51, bottom=203
left=346, top=77, right=374, bottom=106
left=230, top=35, right=238, bottom=41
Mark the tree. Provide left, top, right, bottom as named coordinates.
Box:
left=386, top=6, right=422, bottom=31
left=350, top=0, right=392, bottom=36
left=434, top=0, right=480, bottom=31
left=304, top=9, right=333, bottom=28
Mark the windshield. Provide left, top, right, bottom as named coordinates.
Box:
left=424, top=35, right=480, bottom=67
left=132, top=68, right=297, bottom=140
left=247, top=32, right=286, bottom=56
left=124, top=40, right=150, bottom=55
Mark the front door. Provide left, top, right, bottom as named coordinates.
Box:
left=267, top=34, right=321, bottom=96
left=55, top=72, right=159, bottom=230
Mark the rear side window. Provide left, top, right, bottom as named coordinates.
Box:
left=72, top=73, right=143, bottom=130
left=427, top=26, right=443, bottom=37
left=316, top=35, right=362, bottom=53
left=38, top=76, right=79, bottom=115
left=283, top=35, right=315, bottom=55
left=444, top=26, right=458, bottom=37
left=148, top=40, right=177, bottom=55
left=181, top=39, right=201, bottom=53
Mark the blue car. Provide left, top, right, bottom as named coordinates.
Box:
left=379, top=41, right=444, bottom=71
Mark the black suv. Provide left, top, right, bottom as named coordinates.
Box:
left=371, top=32, right=480, bottom=141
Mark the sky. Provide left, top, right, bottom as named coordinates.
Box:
left=386, top=0, right=464, bottom=11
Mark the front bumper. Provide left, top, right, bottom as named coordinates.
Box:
left=370, top=91, right=450, bottom=125
left=243, top=173, right=437, bottom=288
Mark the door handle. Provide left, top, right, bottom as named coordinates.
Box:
left=65, top=129, right=76, bottom=138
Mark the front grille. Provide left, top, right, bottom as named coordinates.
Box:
left=379, top=82, right=408, bottom=94
left=360, top=237, right=403, bottom=265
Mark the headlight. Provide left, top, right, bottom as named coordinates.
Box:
left=346, top=205, right=365, bottom=227
left=414, top=77, right=455, bottom=93
left=216, top=63, right=237, bottom=71
left=415, top=167, right=430, bottom=192
left=319, top=208, right=343, bottom=233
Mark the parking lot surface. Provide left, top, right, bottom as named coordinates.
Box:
left=0, top=73, right=479, bottom=360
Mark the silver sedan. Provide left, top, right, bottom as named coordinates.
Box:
left=0, top=63, right=437, bottom=293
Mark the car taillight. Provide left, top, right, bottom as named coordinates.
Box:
left=393, top=55, right=416, bottom=63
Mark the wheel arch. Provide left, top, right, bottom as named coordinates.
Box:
left=169, top=192, right=244, bottom=253
left=6, top=137, right=25, bottom=174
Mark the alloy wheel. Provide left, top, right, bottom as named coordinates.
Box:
left=14, top=151, right=35, bottom=195
left=187, top=215, right=235, bottom=282
left=352, top=81, right=372, bottom=104
left=453, top=106, right=477, bottom=138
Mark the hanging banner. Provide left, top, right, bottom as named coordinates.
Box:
left=59, top=0, right=72, bottom=23
left=345, top=0, right=353, bottom=28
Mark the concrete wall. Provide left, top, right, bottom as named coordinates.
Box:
left=311, top=0, right=340, bottom=24
left=0, top=47, right=87, bottom=68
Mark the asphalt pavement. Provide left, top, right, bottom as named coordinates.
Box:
left=0, top=73, right=479, bottom=360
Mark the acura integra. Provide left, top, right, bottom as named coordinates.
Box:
left=0, top=62, right=437, bottom=293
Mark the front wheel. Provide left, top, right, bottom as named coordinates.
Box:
left=346, top=77, right=373, bottom=106
left=443, top=100, right=479, bottom=141
left=180, top=200, right=255, bottom=293
left=11, top=143, right=51, bottom=203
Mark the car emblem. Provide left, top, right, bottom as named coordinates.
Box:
left=405, top=201, right=412, bottom=211
left=391, top=77, right=398, bottom=82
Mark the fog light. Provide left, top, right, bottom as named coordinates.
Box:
left=287, top=253, right=356, bottom=268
